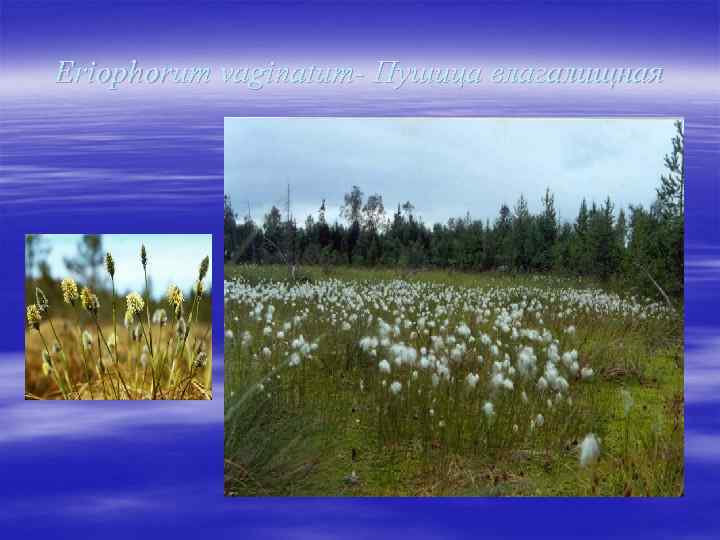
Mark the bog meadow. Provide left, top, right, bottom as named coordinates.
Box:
left=223, top=119, right=684, bottom=496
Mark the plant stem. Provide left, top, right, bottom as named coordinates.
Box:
left=111, top=277, right=118, bottom=365
left=96, top=331, right=116, bottom=399
left=74, top=309, right=95, bottom=399
left=143, top=267, right=154, bottom=356
left=45, top=317, right=75, bottom=397
left=137, top=318, right=157, bottom=398
left=37, top=329, right=67, bottom=399
left=176, top=295, right=200, bottom=374
left=179, top=364, right=198, bottom=400
left=95, top=319, right=131, bottom=399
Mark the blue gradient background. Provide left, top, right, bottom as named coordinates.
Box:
left=1, top=1, right=719, bottom=538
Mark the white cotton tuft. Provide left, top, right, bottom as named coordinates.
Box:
left=292, top=335, right=307, bottom=350
left=378, top=359, right=391, bottom=374
left=436, top=363, right=450, bottom=380
left=517, top=346, right=537, bottom=377
left=581, top=367, right=594, bottom=380
left=456, top=323, right=472, bottom=338
left=390, top=343, right=417, bottom=366
left=569, top=361, right=579, bottom=376
left=546, top=343, right=560, bottom=364
left=620, top=388, right=634, bottom=417
left=483, top=401, right=495, bottom=419
left=390, top=381, right=402, bottom=395
left=288, top=352, right=301, bottom=367
left=491, top=372, right=505, bottom=389
left=579, top=433, right=600, bottom=467
left=450, top=344, right=466, bottom=362
left=359, top=336, right=378, bottom=352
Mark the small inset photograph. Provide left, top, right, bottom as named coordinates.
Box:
left=25, top=234, right=212, bottom=400
left=223, top=118, right=683, bottom=496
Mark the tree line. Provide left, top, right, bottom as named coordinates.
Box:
left=225, top=122, right=684, bottom=302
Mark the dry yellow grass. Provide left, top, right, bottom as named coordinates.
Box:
left=25, top=317, right=212, bottom=400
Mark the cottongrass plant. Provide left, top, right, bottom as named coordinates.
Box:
left=25, top=246, right=212, bottom=400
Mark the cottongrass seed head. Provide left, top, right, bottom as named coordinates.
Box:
left=620, top=388, right=634, bottom=418
left=126, top=292, right=145, bottom=317
left=175, top=316, right=187, bottom=338
left=82, top=330, right=93, bottom=351
left=194, top=279, right=205, bottom=296
left=35, top=288, right=49, bottom=314
left=61, top=278, right=79, bottom=305
left=198, top=255, right=210, bottom=282
left=193, top=351, right=208, bottom=370
left=41, top=350, right=53, bottom=376
left=81, top=287, right=100, bottom=314
left=579, top=433, right=600, bottom=467
left=167, top=284, right=184, bottom=318
left=105, top=252, right=115, bottom=278
left=483, top=401, right=495, bottom=419
left=26, top=304, right=42, bottom=330
left=152, top=308, right=168, bottom=326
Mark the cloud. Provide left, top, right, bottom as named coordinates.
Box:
left=225, top=117, right=677, bottom=227
left=686, top=331, right=720, bottom=404
left=685, top=256, right=720, bottom=284
left=686, top=432, right=720, bottom=463
left=0, top=492, right=159, bottom=522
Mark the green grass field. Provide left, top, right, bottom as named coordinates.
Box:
left=224, top=265, right=683, bottom=496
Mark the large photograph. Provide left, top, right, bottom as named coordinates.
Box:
left=223, top=118, right=683, bottom=496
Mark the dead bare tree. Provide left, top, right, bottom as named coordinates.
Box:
left=634, top=260, right=677, bottom=314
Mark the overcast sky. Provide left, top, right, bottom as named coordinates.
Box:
left=225, top=118, right=678, bottom=227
